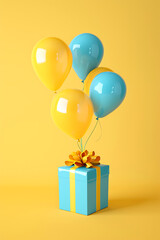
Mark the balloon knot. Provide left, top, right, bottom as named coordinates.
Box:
left=96, top=117, right=99, bottom=120
left=81, top=80, right=84, bottom=83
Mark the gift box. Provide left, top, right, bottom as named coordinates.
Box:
left=58, top=164, right=109, bottom=215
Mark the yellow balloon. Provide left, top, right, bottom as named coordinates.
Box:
left=84, top=67, right=113, bottom=95
left=51, top=89, right=94, bottom=139
left=31, top=37, right=72, bottom=91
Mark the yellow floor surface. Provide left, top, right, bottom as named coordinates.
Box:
left=0, top=185, right=159, bottom=240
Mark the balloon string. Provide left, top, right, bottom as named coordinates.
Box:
left=80, top=138, right=83, bottom=152
left=77, top=140, right=81, bottom=151
left=95, top=119, right=102, bottom=142
left=82, top=80, right=84, bottom=91
left=84, top=118, right=99, bottom=150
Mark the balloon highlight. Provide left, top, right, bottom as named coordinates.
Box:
left=84, top=67, right=113, bottom=95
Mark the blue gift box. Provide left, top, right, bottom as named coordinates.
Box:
left=58, top=164, right=109, bottom=215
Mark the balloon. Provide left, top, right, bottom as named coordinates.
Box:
left=51, top=89, right=94, bottom=139
left=84, top=67, right=113, bottom=95
left=32, top=37, right=72, bottom=91
left=69, top=33, right=103, bottom=81
left=90, top=72, right=126, bottom=118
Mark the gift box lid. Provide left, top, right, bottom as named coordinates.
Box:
left=58, top=164, right=109, bottom=182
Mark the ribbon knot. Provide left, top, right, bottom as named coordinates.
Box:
left=65, top=150, right=100, bottom=168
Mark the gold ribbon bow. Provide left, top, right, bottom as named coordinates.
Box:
left=65, top=150, right=100, bottom=168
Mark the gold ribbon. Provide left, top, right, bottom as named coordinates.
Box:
left=69, top=166, right=79, bottom=212
left=68, top=150, right=101, bottom=213
left=93, top=166, right=101, bottom=211
left=65, top=150, right=100, bottom=168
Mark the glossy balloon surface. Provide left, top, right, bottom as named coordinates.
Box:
left=84, top=67, right=113, bottom=95
left=90, top=72, right=126, bottom=118
left=51, top=89, right=94, bottom=139
left=69, top=33, right=103, bottom=81
left=32, top=37, right=72, bottom=91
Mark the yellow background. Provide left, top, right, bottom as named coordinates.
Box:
left=0, top=0, right=160, bottom=239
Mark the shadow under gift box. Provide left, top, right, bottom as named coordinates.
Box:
left=58, top=164, right=109, bottom=215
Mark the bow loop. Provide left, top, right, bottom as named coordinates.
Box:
left=65, top=150, right=100, bottom=168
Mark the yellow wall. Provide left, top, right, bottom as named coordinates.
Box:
left=1, top=1, right=160, bottom=240
left=0, top=0, right=160, bottom=190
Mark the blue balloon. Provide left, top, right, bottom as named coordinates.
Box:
left=90, top=72, right=126, bottom=118
left=69, top=33, right=104, bottom=81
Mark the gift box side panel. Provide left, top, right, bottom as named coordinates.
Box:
left=75, top=170, right=88, bottom=215
left=87, top=168, right=97, bottom=215
left=100, top=165, right=109, bottom=209
left=58, top=166, right=73, bottom=212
